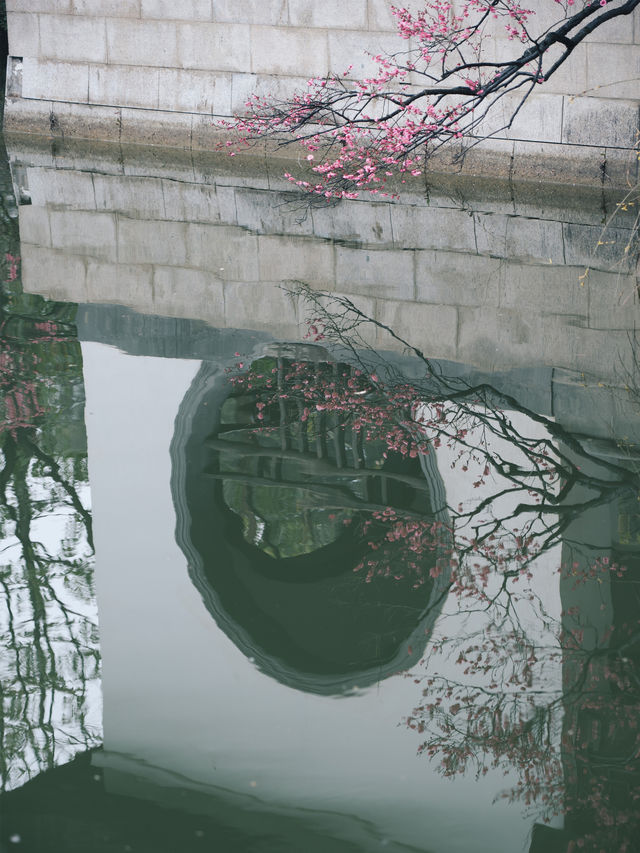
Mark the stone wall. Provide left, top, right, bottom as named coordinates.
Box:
left=3, top=1, right=640, bottom=183
left=10, top=137, right=639, bottom=398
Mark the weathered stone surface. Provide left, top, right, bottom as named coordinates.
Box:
left=7, top=12, right=40, bottom=57
left=116, top=217, right=187, bottom=265
left=376, top=300, right=458, bottom=359
left=563, top=98, right=640, bottom=148
left=289, top=0, right=367, bottom=29
left=336, top=245, right=414, bottom=300
left=40, top=15, right=108, bottom=63
left=21, top=244, right=88, bottom=303
left=186, top=223, right=259, bottom=280
left=311, top=200, right=393, bottom=244
left=75, top=0, right=141, bottom=16
left=391, top=204, right=476, bottom=252
left=212, top=0, right=287, bottom=26
left=258, top=234, right=335, bottom=285
left=586, top=43, right=640, bottom=101
left=87, top=259, right=153, bottom=305
left=50, top=209, right=117, bottom=261
left=18, top=205, right=51, bottom=246
left=89, top=65, right=158, bottom=110
left=141, top=0, right=209, bottom=20
left=107, top=18, right=179, bottom=67
left=250, top=25, right=329, bottom=77
left=23, top=58, right=90, bottom=103
left=26, top=165, right=97, bottom=209
left=415, top=250, right=500, bottom=307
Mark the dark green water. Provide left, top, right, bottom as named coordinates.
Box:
left=0, top=135, right=639, bottom=853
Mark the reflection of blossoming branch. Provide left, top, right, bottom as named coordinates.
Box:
left=229, top=285, right=640, bottom=851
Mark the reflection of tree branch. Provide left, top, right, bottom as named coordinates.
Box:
left=22, top=434, right=93, bottom=553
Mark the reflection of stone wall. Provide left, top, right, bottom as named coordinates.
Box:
left=3, top=1, right=640, bottom=181
left=12, top=139, right=640, bottom=388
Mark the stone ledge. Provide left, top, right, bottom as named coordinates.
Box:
left=4, top=96, right=639, bottom=190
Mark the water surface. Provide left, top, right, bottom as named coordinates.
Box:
left=1, top=135, right=639, bottom=853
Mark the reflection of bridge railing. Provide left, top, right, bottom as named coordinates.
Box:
left=205, top=356, right=439, bottom=522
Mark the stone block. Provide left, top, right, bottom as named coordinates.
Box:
left=558, top=325, right=639, bottom=381
left=40, top=15, right=107, bottom=63
left=563, top=97, right=640, bottom=148
left=335, top=245, right=414, bottom=300
left=257, top=234, right=335, bottom=284
left=216, top=185, right=237, bottom=222
left=311, top=199, right=393, bottom=244
left=119, top=107, right=193, bottom=149
left=161, top=179, right=221, bottom=223
left=512, top=183, right=607, bottom=227
left=475, top=210, right=566, bottom=265
left=107, top=19, right=178, bottom=67
left=86, top=259, right=153, bottom=305
left=415, top=250, right=500, bottom=307
left=327, top=29, right=400, bottom=78
left=587, top=305, right=640, bottom=331
left=289, top=0, right=367, bottom=29
left=426, top=138, right=515, bottom=181
left=586, top=43, right=640, bottom=100
left=191, top=145, right=271, bottom=188
left=471, top=212, right=508, bottom=257
left=3, top=98, right=53, bottom=137
left=390, top=203, right=476, bottom=251
left=457, top=306, right=559, bottom=373
left=7, top=12, right=39, bottom=57
left=158, top=68, right=232, bottom=114
left=366, top=0, right=398, bottom=31
left=89, top=65, right=160, bottom=110
left=230, top=72, right=308, bottom=114
left=93, top=173, right=167, bottom=218
left=212, top=0, right=287, bottom=26
left=505, top=216, right=565, bottom=264
left=586, top=268, right=637, bottom=310
left=117, top=217, right=188, bottom=265
left=603, top=148, right=639, bottom=189
left=375, top=299, right=458, bottom=360
left=563, top=222, right=637, bottom=273
left=141, top=0, right=211, bottom=20
left=7, top=0, right=70, bottom=11
left=186, top=222, right=259, bottom=280
left=73, top=0, right=141, bottom=15
left=511, top=141, right=605, bottom=186
left=504, top=93, right=564, bottom=144
left=23, top=58, right=89, bottom=103
left=234, top=188, right=315, bottom=236
left=89, top=65, right=158, bottom=108
left=152, top=265, right=225, bottom=322
left=46, top=101, right=123, bottom=143
left=21, top=245, right=88, bottom=302
left=498, top=263, right=589, bottom=316
left=223, top=281, right=299, bottom=335
left=50, top=209, right=117, bottom=261
left=177, top=22, right=251, bottom=72
left=250, top=25, right=329, bottom=77
left=25, top=166, right=97, bottom=209
left=18, top=205, right=51, bottom=247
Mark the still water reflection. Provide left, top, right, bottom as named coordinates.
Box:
left=0, top=136, right=639, bottom=853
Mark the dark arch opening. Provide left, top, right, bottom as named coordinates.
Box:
left=171, top=346, right=451, bottom=696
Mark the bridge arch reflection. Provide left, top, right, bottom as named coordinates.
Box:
left=171, top=343, right=451, bottom=695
